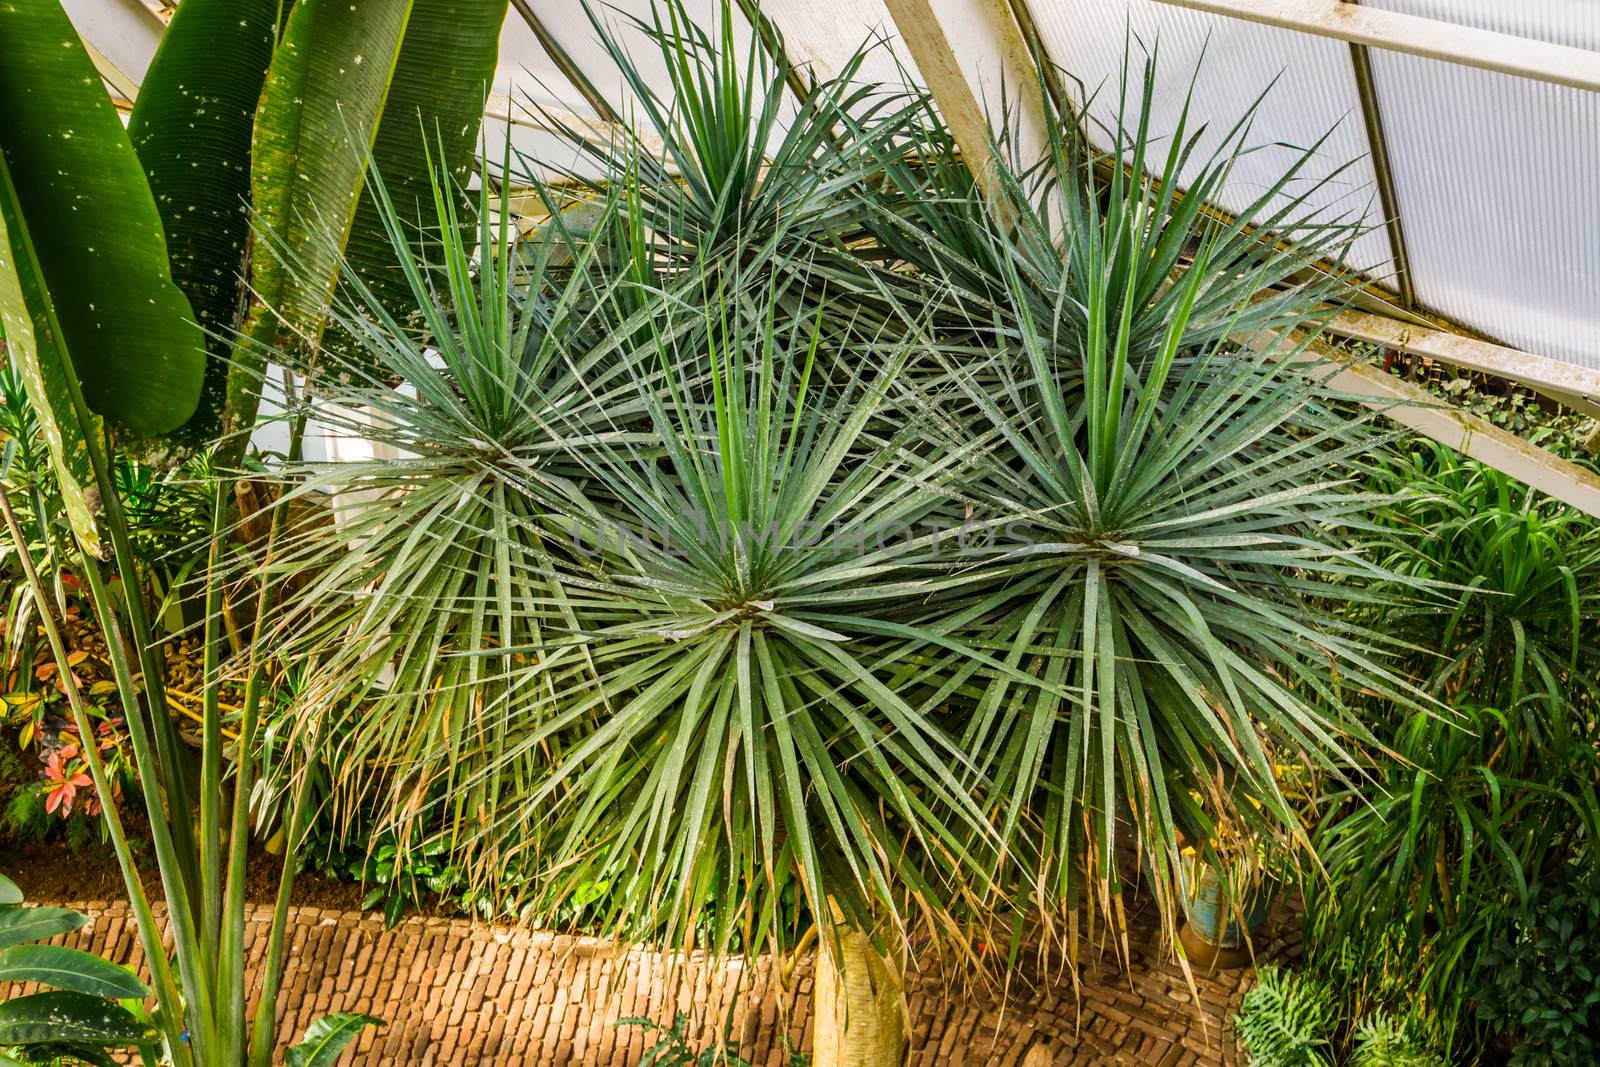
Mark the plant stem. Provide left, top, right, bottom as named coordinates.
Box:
left=233, top=403, right=311, bottom=1064
left=199, top=476, right=227, bottom=990
left=248, top=745, right=317, bottom=1067
left=88, top=431, right=203, bottom=903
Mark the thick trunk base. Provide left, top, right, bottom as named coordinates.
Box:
left=811, top=921, right=904, bottom=1067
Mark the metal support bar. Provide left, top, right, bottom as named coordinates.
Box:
left=60, top=0, right=165, bottom=93
left=1001, top=0, right=1091, bottom=167
left=1324, top=308, right=1600, bottom=421
left=82, top=37, right=141, bottom=105
left=1249, top=330, right=1600, bottom=518
left=508, top=0, right=621, bottom=124
left=1342, top=2, right=1415, bottom=307
left=1153, top=0, right=1600, bottom=94
left=733, top=0, right=815, bottom=105
left=881, top=0, right=1048, bottom=199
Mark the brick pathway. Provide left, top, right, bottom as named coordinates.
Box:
left=1, top=897, right=1296, bottom=1064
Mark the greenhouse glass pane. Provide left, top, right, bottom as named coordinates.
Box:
left=1362, top=0, right=1600, bottom=368
left=1027, top=0, right=1396, bottom=278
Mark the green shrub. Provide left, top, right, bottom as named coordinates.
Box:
left=1235, top=967, right=1447, bottom=1067
left=1235, top=966, right=1337, bottom=1067
left=1350, top=1013, right=1444, bottom=1067
left=1304, top=443, right=1600, bottom=1053
left=1475, top=859, right=1600, bottom=1066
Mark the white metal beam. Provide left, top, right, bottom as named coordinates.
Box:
left=1249, top=330, right=1600, bottom=518
left=881, top=0, right=1048, bottom=198
left=1152, top=0, right=1600, bottom=94
left=1325, top=309, right=1600, bottom=421
left=81, top=37, right=141, bottom=106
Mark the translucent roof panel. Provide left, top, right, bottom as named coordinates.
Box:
left=61, top=0, right=1600, bottom=375
left=1029, top=0, right=1396, bottom=280
left=1362, top=0, right=1600, bottom=369
left=480, top=114, right=611, bottom=185
left=489, top=9, right=614, bottom=183
left=499, top=0, right=798, bottom=134
left=495, top=5, right=602, bottom=118
left=761, top=0, right=923, bottom=91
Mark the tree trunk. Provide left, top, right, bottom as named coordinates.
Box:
left=811, top=906, right=904, bottom=1067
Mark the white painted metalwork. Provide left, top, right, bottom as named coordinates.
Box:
left=1152, top=0, right=1600, bottom=93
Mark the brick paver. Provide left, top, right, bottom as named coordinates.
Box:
left=0, top=898, right=1295, bottom=1064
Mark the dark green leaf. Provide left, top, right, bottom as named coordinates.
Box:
left=0, top=945, right=150, bottom=999
left=232, top=0, right=415, bottom=437
left=0, top=0, right=206, bottom=438
left=328, top=0, right=509, bottom=374
left=0, top=991, right=155, bottom=1046
left=0, top=115, right=102, bottom=553
left=128, top=0, right=283, bottom=446
left=0, top=907, right=86, bottom=950
left=284, top=1011, right=385, bottom=1067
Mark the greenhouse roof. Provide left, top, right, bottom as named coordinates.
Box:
left=65, top=0, right=1600, bottom=511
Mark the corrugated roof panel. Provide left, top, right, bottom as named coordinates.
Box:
left=495, top=6, right=602, bottom=117
left=498, top=0, right=796, bottom=130
left=1027, top=0, right=1395, bottom=278
left=1361, top=0, right=1600, bottom=369
left=1366, top=0, right=1598, bottom=49
left=761, top=0, right=923, bottom=90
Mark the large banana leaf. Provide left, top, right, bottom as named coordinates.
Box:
left=0, top=0, right=206, bottom=439
left=232, top=0, right=416, bottom=436
left=0, top=990, right=155, bottom=1046
left=128, top=0, right=283, bottom=446
left=0, top=944, right=150, bottom=1000
left=328, top=0, right=509, bottom=372
left=0, top=153, right=100, bottom=553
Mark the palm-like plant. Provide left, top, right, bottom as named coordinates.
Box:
left=270, top=153, right=997, bottom=944
left=260, top=161, right=663, bottom=875
left=499, top=273, right=996, bottom=956
left=1363, top=441, right=1600, bottom=712
left=1304, top=700, right=1600, bottom=1052
left=861, top=49, right=1368, bottom=374
left=526, top=0, right=930, bottom=340
left=264, top=13, right=1450, bottom=1064
left=905, top=82, right=1428, bottom=947
left=266, top=149, right=1002, bottom=1064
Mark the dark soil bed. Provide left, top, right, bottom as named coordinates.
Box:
left=0, top=730, right=368, bottom=910
left=1, top=809, right=368, bottom=911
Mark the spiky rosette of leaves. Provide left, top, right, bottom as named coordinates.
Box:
left=257, top=156, right=669, bottom=872
left=923, top=219, right=1428, bottom=944
left=478, top=271, right=1008, bottom=957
